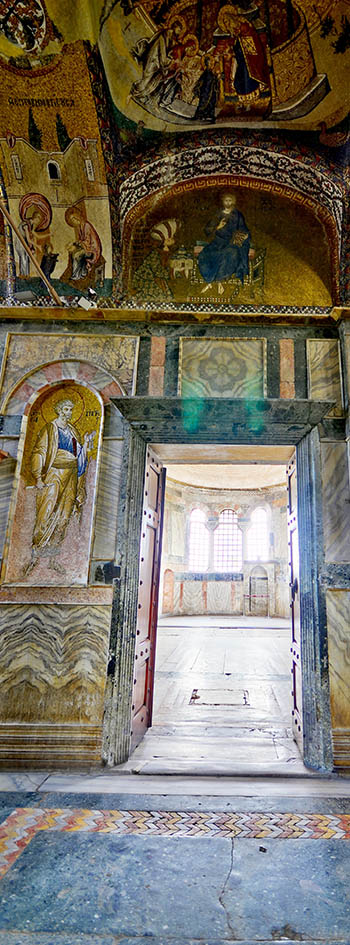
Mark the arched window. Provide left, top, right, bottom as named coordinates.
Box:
left=247, top=507, right=269, bottom=561
left=47, top=160, right=61, bottom=181
left=213, top=509, right=242, bottom=571
left=188, top=508, right=209, bottom=571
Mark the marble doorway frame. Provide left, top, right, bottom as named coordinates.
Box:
left=104, top=398, right=334, bottom=772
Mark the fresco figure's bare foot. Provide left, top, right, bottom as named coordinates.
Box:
left=218, top=282, right=224, bottom=295
left=201, top=283, right=212, bottom=294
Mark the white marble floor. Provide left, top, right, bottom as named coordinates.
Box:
left=120, top=616, right=308, bottom=776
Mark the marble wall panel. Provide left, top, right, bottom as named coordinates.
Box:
left=231, top=581, right=244, bottom=614
left=307, top=339, right=343, bottom=417
left=207, top=581, right=232, bottom=614
left=0, top=602, right=111, bottom=762
left=181, top=580, right=205, bottom=615
left=321, top=443, right=350, bottom=562
left=170, top=510, right=186, bottom=558
left=149, top=337, right=166, bottom=396
left=92, top=439, right=123, bottom=561
left=0, top=334, right=139, bottom=410
left=179, top=339, right=266, bottom=399
left=344, top=336, right=350, bottom=403
left=326, top=590, right=350, bottom=766
left=279, top=339, right=295, bottom=399
left=162, top=569, right=174, bottom=613
left=0, top=457, right=16, bottom=562
left=173, top=579, right=180, bottom=614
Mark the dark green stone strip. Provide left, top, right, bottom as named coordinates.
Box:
left=318, top=418, right=346, bottom=440
left=164, top=339, right=180, bottom=396
left=294, top=339, right=308, bottom=400
left=135, top=337, right=151, bottom=395
left=320, top=564, right=350, bottom=588
left=266, top=340, right=280, bottom=398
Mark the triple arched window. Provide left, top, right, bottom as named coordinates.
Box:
left=188, top=506, right=270, bottom=571
left=188, top=508, right=243, bottom=572
left=213, top=509, right=243, bottom=570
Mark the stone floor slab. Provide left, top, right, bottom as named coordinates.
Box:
left=0, top=833, right=231, bottom=939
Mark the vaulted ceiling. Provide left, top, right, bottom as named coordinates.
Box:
left=0, top=0, right=349, bottom=313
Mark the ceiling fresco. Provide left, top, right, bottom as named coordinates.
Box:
left=99, top=0, right=350, bottom=132
left=0, top=1, right=350, bottom=132
left=0, top=0, right=349, bottom=315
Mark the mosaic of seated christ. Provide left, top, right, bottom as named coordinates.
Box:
left=127, top=187, right=333, bottom=307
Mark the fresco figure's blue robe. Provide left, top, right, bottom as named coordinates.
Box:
left=198, top=209, right=250, bottom=284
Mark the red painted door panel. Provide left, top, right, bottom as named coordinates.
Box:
left=130, top=447, right=165, bottom=752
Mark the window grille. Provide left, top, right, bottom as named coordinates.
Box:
left=188, top=508, right=209, bottom=571
left=247, top=507, right=269, bottom=561
left=213, top=509, right=242, bottom=571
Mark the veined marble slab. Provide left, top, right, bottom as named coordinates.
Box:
left=179, top=338, right=266, bottom=399
left=92, top=438, right=123, bottom=559
left=327, top=590, right=350, bottom=732
left=307, top=338, right=343, bottom=416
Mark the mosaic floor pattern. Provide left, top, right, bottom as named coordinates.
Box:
left=2, top=806, right=350, bottom=880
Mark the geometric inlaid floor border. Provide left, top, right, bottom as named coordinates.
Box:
left=1, top=807, right=350, bottom=880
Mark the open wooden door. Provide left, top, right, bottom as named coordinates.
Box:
left=130, top=447, right=165, bottom=753
left=287, top=455, right=303, bottom=757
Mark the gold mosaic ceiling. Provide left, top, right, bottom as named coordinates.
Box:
left=0, top=0, right=349, bottom=132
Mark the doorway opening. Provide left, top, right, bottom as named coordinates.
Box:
left=126, top=445, right=308, bottom=775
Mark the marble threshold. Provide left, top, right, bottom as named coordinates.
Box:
left=1, top=769, right=350, bottom=797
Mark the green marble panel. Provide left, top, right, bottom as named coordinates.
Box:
left=179, top=339, right=266, bottom=399
left=321, top=442, right=350, bottom=563
left=307, top=339, right=343, bottom=417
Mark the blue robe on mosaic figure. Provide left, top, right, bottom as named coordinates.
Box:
left=198, top=207, right=251, bottom=285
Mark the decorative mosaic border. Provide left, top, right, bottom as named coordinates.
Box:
left=1, top=807, right=350, bottom=880
left=120, top=147, right=344, bottom=234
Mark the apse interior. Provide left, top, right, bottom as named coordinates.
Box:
left=128, top=445, right=306, bottom=773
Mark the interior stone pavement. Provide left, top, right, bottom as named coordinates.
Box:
left=0, top=618, right=348, bottom=942
left=1, top=774, right=350, bottom=944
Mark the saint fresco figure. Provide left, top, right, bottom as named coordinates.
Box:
left=132, top=218, right=177, bottom=301
left=193, top=56, right=220, bottom=121
left=215, top=6, right=271, bottom=112
left=15, top=220, right=32, bottom=276
left=25, top=399, right=95, bottom=575
left=16, top=192, right=53, bottom=277
left=62, top=204, right=103, bottom=288
left=131, top=26, right=175, bottom=106
left=197, top=193, right=251, bottom=294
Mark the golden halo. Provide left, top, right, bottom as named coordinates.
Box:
left=40, top=386, right=85, bottom=426
left=168, top=14, right=187, bottom=39
left=184, top=33, right=199, bottom=56
left=217, top=5, right=241, bottom=34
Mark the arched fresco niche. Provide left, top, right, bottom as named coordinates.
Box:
left=3, top=381, right=103, bottom=586
left=123, top=177, right=337, bottom=308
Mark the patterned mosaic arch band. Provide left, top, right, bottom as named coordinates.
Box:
left=2, top=360, right=124, bottom=415
left=120, top=147, right=344, bottom=232
left=0, top=333, right=139, bottom=413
